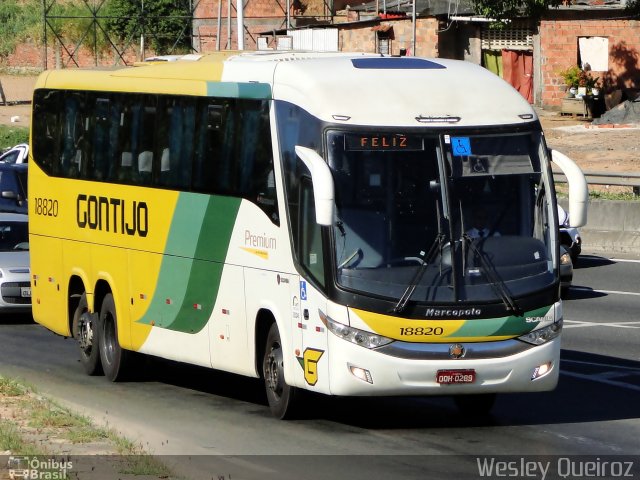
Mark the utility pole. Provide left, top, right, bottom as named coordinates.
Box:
left=237, top=0, right=244, bottom=49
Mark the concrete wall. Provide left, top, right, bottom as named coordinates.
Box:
left=560, top=199, right=640, bottom=255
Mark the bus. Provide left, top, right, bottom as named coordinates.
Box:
left=29, top=51, right=588, bottom=419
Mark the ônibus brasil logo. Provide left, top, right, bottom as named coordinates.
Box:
left=6, top=456, right=73, bottom=480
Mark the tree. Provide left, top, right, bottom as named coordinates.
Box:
left=470, top=0, right=563, bottom=23
left=0, top=0, right=41, bottom=57
left=102, top=0, right=193, bottom=56
left=625, top=0, right=640, bottom=16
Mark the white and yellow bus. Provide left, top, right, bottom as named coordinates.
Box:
left=29, top=52, right=587, bottom=418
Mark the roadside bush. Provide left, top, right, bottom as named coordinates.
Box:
left=0, top=125, right=29, bottom=150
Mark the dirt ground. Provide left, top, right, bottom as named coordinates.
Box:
left=1, top=74, right=639, bottom=176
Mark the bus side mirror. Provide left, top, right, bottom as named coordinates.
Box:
left=295, top=146, right=335, bottom=226
left=551, top=149, right=588, bottom=228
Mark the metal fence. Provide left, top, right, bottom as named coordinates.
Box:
left=553, top=170, right=640, bottom=195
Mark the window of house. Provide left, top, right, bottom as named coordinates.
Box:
left=578, top=37, right=608, bottom=72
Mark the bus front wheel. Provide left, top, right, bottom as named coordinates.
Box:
left=71, top=293, right=102, bottom=376
left=98, top=293, right=131, bottom=382
left=263, top=323, right=299, bottom=419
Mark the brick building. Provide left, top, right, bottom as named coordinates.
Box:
left=2, top=0, right=638, bottom=110
left=539, top=5, right=640, bottom=108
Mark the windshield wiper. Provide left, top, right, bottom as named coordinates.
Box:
left=391, top=233, right=446, bottom=314
left=462, top=233, right=522, bottom=316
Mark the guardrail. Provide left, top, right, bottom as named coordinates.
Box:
left=553, top=170, right=640, bottom=195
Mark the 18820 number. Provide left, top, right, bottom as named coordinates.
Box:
left=34, top=197, right=59, bottom=217
left=399, top=326, right=444, bottom=336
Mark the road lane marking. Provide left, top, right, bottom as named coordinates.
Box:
left=582, top=255, right=640, bottom=264
left=570, top=286, right=640, bottom=296
left=610, top=257, right=640, bottom=264
left=562, top=358, right=640, bottom=373
left=564, top=319, right=640, bottom=329
left=561, top=371, right=640, bottom=393
left=561, top=358, right=640, bottom=392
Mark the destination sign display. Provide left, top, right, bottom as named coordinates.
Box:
left=344, top=134, right=424, bottom=151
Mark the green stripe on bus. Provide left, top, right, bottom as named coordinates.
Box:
left=490, top=306, right=552, bottom=337
left=450, top=305, right=552, bottom=338
left=137, top=194, right=242, bottom=333
left=207, top=82, right=272, bottom=99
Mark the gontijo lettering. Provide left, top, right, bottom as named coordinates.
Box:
left=76, top=194, right=148, bottom=237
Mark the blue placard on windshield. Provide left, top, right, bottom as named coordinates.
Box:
left=451, top=137, right=472, bottom=156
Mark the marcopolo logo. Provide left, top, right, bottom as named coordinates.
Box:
left=7, top=456, right=73, bottom=480
left=425, top=307, right=481, bottom=318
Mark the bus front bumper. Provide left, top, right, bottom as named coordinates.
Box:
left=326, top=335, right=560, bottom=396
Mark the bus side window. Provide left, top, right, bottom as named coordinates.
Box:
left=193, top=100, right=227, bottom=193
left=61, top=94, right=85, bottom=178
left=32, top=90, right=62, bottom=175
left=92, top=96, right=111, bottom=180
left=299, top=177, right=325, bottom=286
left=158, top=98, right=194, bottom=190
left=240, top=100, right=278, bottom=224
left=113, top=97, right=136, bottom=183
left=137, top=99, right=157, bottom=185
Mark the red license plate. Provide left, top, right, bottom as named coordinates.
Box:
left=436, top=369, right=476, bottom=384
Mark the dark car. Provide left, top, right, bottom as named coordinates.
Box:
left=0, top=163, right=27, bottom=214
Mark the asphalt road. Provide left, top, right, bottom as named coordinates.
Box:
left=1, top=251, right=639, bottom=479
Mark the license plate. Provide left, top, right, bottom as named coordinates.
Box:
left=21, top=287, right=31, bottom=298
left=436, top=369, right=476, bottom=384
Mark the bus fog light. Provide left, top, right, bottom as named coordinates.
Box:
left=349, top=365, right=373, bottom=384
left=531, top=361, right=553, bottom=380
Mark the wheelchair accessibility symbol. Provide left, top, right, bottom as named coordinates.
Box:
left=451, top=137, right=472, bottom=156
left=300, top=281, right=307, bottom=301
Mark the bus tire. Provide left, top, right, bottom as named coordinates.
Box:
left=71, top=293, right=102, bottom=376
left=98, top=293, right=131, bottom=382
left=454, top=393, right=497, bottom=417
left=263, top=323, right=299, bottom=419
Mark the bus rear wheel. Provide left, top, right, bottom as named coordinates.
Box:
left=98, top=293, right=131, bottom=382
left=263, top=323, right=299, bottom=419
left=71, top=293, right=102, bottom=376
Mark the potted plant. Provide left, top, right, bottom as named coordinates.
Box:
left=559, top=65, right=581, bottom=97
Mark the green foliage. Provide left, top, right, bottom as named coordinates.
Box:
left=559, top=65, right=600, bottom=92
left=471, top=0, right=562, bottom=23
left=625, top=0, right=640, bottom=16
left=0, top=125, right=29, bottom=151
left=559, top=65, right=581, bottom=88
left=0, top=0, right=42, bottom=57
left=102, top=0, right=193, bottom=55
left=0, top=0, right=193, bottom=60
left=45, top=1, right=104, bottom=50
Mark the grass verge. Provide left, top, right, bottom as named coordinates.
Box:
left=0, top=124, right=29, bottom=150
left=0, top=375, right=174, bottom=477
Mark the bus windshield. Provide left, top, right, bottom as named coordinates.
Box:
left=327, top=129, right=555, bottom=305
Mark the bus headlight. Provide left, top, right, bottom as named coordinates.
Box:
left=518, top=319, right=563, bottom=345
left=320, top=311, right=394, bottom=349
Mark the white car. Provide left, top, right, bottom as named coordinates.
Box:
left=0, top=212, right=30, bottom=313
left=0, top=143, right=28, bottom=164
